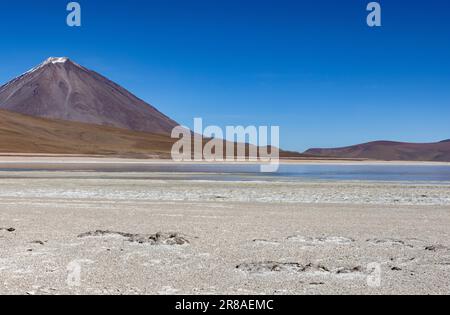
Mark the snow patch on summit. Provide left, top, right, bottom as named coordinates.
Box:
left=44, top=57, right=69, bottom=64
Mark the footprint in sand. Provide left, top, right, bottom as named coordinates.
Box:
left=366, top=238, right=414, bottom=248
left=236, top=261, right=365, bottom=278
left=78, top=230, right=189, bottom=246
left=252, top=235, right=354, bottom=247
left=252, top=239, right=280, bottom=246
left=286, top=236, right=355, bottom=245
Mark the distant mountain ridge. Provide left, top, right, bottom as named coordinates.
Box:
left=305, top=140, right=450, bottom=162
left=0, top=57, right=178, bottom=135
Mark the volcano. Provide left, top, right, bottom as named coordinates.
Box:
left=0, top=57, right=178, bottom=135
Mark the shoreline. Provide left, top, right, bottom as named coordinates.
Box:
left=0, top=155, right=449, bottom=166
left=1, top=170, right=450, bottom=186
left=1, top=156, right=450, bottom=185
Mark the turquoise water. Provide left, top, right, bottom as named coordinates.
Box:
left=2, top=163, right=450, bottom=182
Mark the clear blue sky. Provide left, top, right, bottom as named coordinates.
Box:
left=1, top=0, right=449, bottom=151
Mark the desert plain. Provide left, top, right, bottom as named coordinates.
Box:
left=0, top=157, right=449, bottom=295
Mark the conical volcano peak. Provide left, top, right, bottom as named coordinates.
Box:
left=0, top=57, right=179, bottom=135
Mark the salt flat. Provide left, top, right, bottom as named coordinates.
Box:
left=0, top=171, right=449, bottom=295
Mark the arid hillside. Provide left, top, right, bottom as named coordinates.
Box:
left=0, top=109, right=176, bottom=157
left=305, top=140, right=450, bottom=162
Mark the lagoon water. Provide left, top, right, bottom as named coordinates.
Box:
left=275, top=164, right=450, bottom=182
left=2, top=163, right=450, bottom=182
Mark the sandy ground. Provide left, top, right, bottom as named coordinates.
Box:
left=0, top=170, right=449, bottom=295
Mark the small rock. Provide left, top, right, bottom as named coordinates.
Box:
left=425, top=245, right=448, bottom=251
left=0, top=227, right=16, bottom=232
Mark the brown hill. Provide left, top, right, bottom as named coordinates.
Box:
left=305, top=140, right=450, bottom=162
left=0, top=109, right=176, bottom=157
left=0, top=57, right=178, bottom=135
left=0, top=109, right=304, bottom=159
